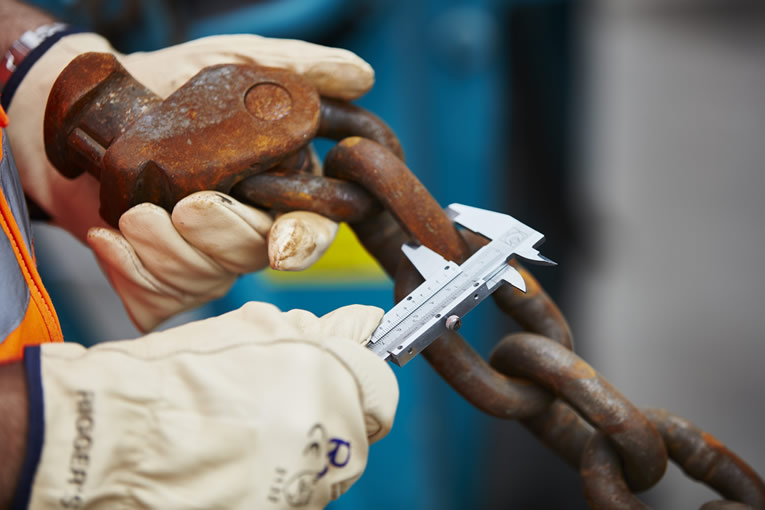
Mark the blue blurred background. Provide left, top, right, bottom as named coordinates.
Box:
left=25, top=0, right=765, bottom=508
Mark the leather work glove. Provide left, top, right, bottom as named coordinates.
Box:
left=19, top=303, right=398, bottom=510
left=6, top=33, right=371, bottom=331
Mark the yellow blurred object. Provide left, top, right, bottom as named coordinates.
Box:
left=264, top=223, right=388, bottom=285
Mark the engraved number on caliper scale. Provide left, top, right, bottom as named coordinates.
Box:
left=370, top=248, right=510, bottom=360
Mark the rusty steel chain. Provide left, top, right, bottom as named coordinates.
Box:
left=315, top=137, right=765, bottom=509
left=44, top=57, right=765, bottom=509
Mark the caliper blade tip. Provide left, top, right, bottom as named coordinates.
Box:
left=515, top=246, right=557, bottom=267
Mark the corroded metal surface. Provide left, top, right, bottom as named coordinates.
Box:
left=521, top=399, right=594, bottom=469
left=231, top=171, right=378, bottom=223
left=325, top=136, right=466, bottom=260
left=579, top=408, right=765, bottom=510
left=318, top=97, right=404, bottom=160
left=581, top=433, right=651, bottom=510
left=45, top=52, right=321, bottom=226
left=645, top=409, right=765, bottom=508
left=491, top=334, right=667, bottom=491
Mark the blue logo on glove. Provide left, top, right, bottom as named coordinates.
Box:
left=317, top=438, right=351, bottom=479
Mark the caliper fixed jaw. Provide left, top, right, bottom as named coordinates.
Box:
left=446, top=202, right=556, bottom=268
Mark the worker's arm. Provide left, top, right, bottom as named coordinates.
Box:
left=0, top=4, right=57, bottom=500
left=0, top=362, right=27, bottom=510
left=0, top=304, right=398, bottom=509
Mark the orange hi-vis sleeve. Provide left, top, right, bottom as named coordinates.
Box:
left=0, top=109, right=63, bottom=363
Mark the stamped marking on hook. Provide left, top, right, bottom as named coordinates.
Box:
left=245, top=83, right=292, bottom=121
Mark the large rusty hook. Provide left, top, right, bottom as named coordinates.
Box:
left=44, top=52, right=397, bottom=226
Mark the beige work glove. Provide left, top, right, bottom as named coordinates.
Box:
left=7, top=32, right=371, bottom=331
left=22, top=303, right=398, bottom=510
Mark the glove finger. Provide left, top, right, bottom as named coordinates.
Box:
left=136, top=301, right=300, bottom=351
left=284, top=304, right=396, bottom=443
left=280, top=304, right=383, bottom=344
left=240, top=36, right=374, bottom=100
left=118, top=203, right=232, bottom=295
left=87, top=227, right=234, bottom=332
left=123, top=34, right=373, bottom=100
left=323, top=333, right=398, bottom=444
left=171, top=191, right=272, bottom=274
left=318, top=305, right=384, bottom=345
left=318, top=305, right=396, bottom=443
left=269, top=211, right=338, bottom=271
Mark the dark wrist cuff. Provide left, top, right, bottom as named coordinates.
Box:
left=1, top=27, right=84, bottom=110
left=11, top=346, right=45, bottom=510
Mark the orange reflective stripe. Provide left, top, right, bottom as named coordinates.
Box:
left=0, top=127, right=63, bottom=363
left=0, top=106, right=8, bottom=127
left=0, top=297, right=59, bottom=362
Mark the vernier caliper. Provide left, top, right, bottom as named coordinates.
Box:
left=367, top=203, right=555, bottom=366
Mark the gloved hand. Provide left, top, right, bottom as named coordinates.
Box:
left=6, top=32, right=371, bottom=331
left=21, top=302, right=398, bottom=510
